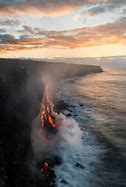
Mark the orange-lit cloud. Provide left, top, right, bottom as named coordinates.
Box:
left=0, top=0, right=125, bottom=16
left=0, top=16, right=126, bottom=54
left=0, top=0, right=88, bottom=16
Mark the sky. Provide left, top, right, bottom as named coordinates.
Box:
left=0, top=0, right=126, bottom=59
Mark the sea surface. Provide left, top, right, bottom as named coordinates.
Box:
left=55, top=68, right=126, bottom=187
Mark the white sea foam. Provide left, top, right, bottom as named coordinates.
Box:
left=54, top=80, right=106, bottom=187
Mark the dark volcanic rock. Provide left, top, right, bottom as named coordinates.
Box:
left=74, top=114, right=78, bottom=117
left=68, top=109, right=72, bottom=112
left=60, top=179, right=69, bottom=185
left=67, top=113, right=72, bottom=117
left=0, top=66, right=44, bottom=187
left=79, top=103, right=84, bottom=107
left=75, top=162, right=85, bottom=169
left=54, top=99, right=69, bottom=112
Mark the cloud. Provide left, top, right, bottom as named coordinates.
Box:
left=0, top=28, right=6, bottom=33
left=81, top=6, right=106, bottom=17
left=0, top=34, right=16, bottom=44
left=0, top=16, right=126, bottom=53
left=77, top=1, right=126, bottom=18
left=0, top=0, right=125, bottom=16
left=19, top=25, right=37, bottom=35
left=0, top=18, right=22, bottom=26
left=0, top=0, right=90, bottom=16
left=89, top=6, right=105, bottom=15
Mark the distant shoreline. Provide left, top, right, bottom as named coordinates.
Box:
left=0, top=58, right=103, bottom=80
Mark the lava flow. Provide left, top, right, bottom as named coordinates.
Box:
left=40, top=162, right=50, bottom=176
left=39, top=81, right=58, bottom=176
left=41, top=80, right=57, bottom=132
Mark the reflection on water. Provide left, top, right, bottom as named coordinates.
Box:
left=68, top=68, right=126, bottom=157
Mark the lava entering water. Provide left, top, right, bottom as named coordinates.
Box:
left=39, top=80, right=58, bottom=175
left=31, top=80, right=82, bottom=179
left=40, top=162, right=50, bottom=176
left=41, top=80, right=57, bottom=131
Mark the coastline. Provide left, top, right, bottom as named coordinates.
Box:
left=54, top=96, right=126, bottom=187
left=56, top=71, right=126, bottom=187
left=0, top=59, right=103, bottom=187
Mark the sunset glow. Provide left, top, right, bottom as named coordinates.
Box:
left=0, top=0, right=126, bottom=59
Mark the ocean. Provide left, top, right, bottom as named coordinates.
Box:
left=55, top=67, right=126, bottom=187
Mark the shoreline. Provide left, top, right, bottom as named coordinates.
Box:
left=0, top=59, right=103, bottom=187
left=54, top=95, right=126, bottom=187
left=56, top=73, right=126, bottom=187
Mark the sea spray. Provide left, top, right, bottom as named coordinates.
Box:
left=31, top=112, right=82, bottom=167
left=31, top=79, right=82, bottom=186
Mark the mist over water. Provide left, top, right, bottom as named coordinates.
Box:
left=56, top=67, right=126, bottom=187
left=31, top=99, right=82, bottom=183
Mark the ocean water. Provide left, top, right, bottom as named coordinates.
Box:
left=55, top=68, right=126, bottom=187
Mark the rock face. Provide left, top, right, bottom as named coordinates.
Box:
left=60, top=179, right=69, bottom=185
left=0, top=58, right=103, bottom=80
left=0, top=67, right=44, bottom=187
left=54, top=100, right=69, bottom=112
left=0, top=59, right=103, bottom=186
left=75, top=162, right=85, bottom=169
left=79, top=103, right=84, bottom=107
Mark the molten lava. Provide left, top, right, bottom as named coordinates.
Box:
left=39, top=81, right=57, bottom=175
left=41, top=81, right=57, bottom=131
left=40, top=162, right=50, bottom=176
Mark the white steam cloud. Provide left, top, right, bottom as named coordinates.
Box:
left=31, top=112, right=82, bottom=161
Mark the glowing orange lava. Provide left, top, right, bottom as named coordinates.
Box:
left=41, top=80, right=57, bottom=129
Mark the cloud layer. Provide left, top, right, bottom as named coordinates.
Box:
left=0, top=16, right=126, bottom=53
left=0, top=0, right=125, bottom=16
left=0, top=1, right=125, bottom=55
left=0, top=18, right=21, bottom=26
left=0, top=0, right=90, bottom=16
